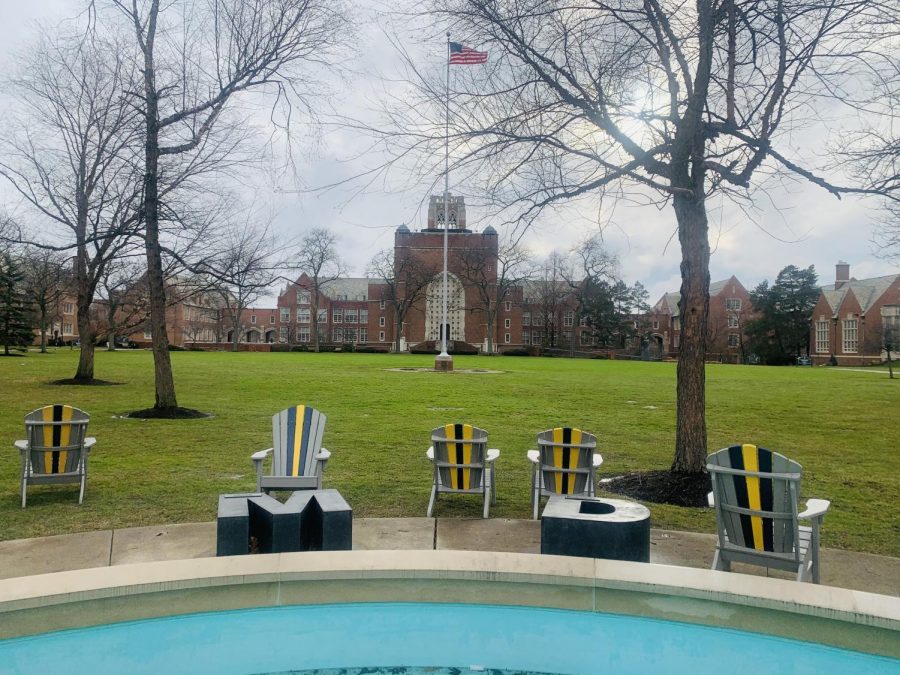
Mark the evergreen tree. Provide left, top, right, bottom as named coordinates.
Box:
left=0, top=254, right=35, bottom=355
left=745, top=266, right=819, bottom=364
left=581, top=280, right=651, bottom=348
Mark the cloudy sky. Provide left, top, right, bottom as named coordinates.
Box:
left=0, top=1, right=895, bottom=306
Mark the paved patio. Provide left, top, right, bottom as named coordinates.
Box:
left=0, top=519, right=896, bottom=596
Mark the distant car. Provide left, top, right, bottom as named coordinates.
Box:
left=796, top=355, right=811, bottom=366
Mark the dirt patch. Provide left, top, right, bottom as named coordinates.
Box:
left=604, top=470, right=710, bottom=507
left=48, top=378, right=123, bottom=386
left=125, top=407, right=212, bottom=419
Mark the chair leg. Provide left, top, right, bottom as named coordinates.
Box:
left=811, top=521, right=821, bottom=584
left=491, top=465, right=497, bottom=505
left=533, top=490, right=540, bottom=520
left=483, top=484, right=490, bottom=519
left=21, top=477, right=27, bottom=508
left=426, top=483, right=437, bottom=518
left=712, top=549, right=730, bottom=572
left=79, top=456, right=87, bottom=504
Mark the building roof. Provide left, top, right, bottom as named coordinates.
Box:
left=653, top=291, right=680, bottom=315
left=320, top=277, right=380, bottom=301
left=652, top=278, right=737, bottom=316
left=819, top=273, right=900, bottom=316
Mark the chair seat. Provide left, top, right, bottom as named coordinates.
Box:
left=720, top=525, right=812, bottom=560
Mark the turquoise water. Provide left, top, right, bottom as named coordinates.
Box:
left=0, top=603, right=896, bottom=674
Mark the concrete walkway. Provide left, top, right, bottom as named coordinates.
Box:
left=0, top=519, right=896, bottom=596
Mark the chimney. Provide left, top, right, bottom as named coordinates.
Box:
left=835, top=261, right=850, bottom=289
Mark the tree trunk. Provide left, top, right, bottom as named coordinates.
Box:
left=312, top=292, right=321, bottom=352
left=671, top=194, right=710, bottom=473
left=39, top=313, right=47, bottom=353
left=231, top=312, right=240, bottom=352
left=141, top=3, right=179, bottom=410
left=888, top=348, right=894, bottom=379
left=75, top=304, right=95, bottom=381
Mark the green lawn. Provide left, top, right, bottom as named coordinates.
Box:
left=0, top=350, right=896, bottom=556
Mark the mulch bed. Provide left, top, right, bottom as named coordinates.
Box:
left=604, top=470, right=710, bottom=507
left=125, top=407, right=212, bottom=419
left=48, top=378, right=122, bottom=386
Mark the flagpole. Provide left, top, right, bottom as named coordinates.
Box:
left=437, top=31, right=452, bottom=365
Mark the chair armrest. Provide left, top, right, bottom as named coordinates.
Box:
left=486, top=448, right=500, bottom=462
left=14, top=440, right=28, bottom=453
left=798, top=498, right=831, bottom=521
left=526, top=449, right=539, bottom=463
left=592, top=453, right=603, bottom=468
left=426, top=446, right=434, bottom=460
left=251, top=448, right=273, bottom=462
left=707, top=491, right=715, bottom=508
left=84, top=437, right=97, bottom=450
left=316, top=448, right=331, bottom=461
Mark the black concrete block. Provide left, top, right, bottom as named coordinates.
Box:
left=541, top=496, right=651, bottom=562
left=248, top=493, right=302, bottom=553
left=216, top=492, right=259, bottom=556
left=287, top=489, right=352, bottom=551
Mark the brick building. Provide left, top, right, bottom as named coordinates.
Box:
left=809, top=262, right=900, bottom=365
left=648, top=276, right=754, bottom=363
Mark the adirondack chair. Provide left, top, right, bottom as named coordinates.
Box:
left=707, top=444, right=831, bottom=583
left=527, top=427, right=602, bottom=519
left=15, top=404, right=95, bottom=507
left=426, top=424, right=499, bottom=518
left=251, top=406, right=330, bottom=493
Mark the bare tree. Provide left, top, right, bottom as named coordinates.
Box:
left=111, top=0, right=350, bottom=411
left=456, top=238, right=532, bottom=353
left=96, top=256, right=149, bottom=351
left=375, top=0, right=898, bottom=472
left=201, top=220, right=279, bottom=352
left=530, top=251, right=570, bottom=348
left=295, top=227, right=346, bottom=352
left=0, top=20, right=142, bottom=382
left=368, top=247, right=438, bottom=353
left=21, top=248, right=70, bottom=353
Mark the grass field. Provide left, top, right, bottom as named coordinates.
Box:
left=0, top=350, right=897, bottom=556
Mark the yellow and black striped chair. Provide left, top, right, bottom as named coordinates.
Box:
left=251, top=405, right=330, bottom=493
left=426, top=424, right=499, bottom=518
left=527, top=427, right=602, bottom=519
left=15, top=404, right=95, bottom=507
left=707, top=444, right=830, bottom=583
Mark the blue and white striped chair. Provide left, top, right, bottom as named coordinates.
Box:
left=252, top=406, right=330, bottom=493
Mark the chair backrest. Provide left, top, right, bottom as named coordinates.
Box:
left=431, top=424, right=488, bottom=490
left=25, top=405, right=90, bottom=475
left=271, top=406, right=327, bottom=478
left=537, top=427, right=597, bottom=495
left=707, top=444, right=802, bottom=558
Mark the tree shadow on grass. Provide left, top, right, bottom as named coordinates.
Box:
left=124, top=407, right=212, bottom=419
left=48, top=378, right=123, bottom=386
left=604, top=470, right=709, bottom=507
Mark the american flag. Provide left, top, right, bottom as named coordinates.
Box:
left=449, top=42, right=488, bottom=65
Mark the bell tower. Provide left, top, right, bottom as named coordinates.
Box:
left=426, top=194, right=467, bottom=231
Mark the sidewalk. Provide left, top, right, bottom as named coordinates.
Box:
left=0, top=519, right=896, bottom=596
